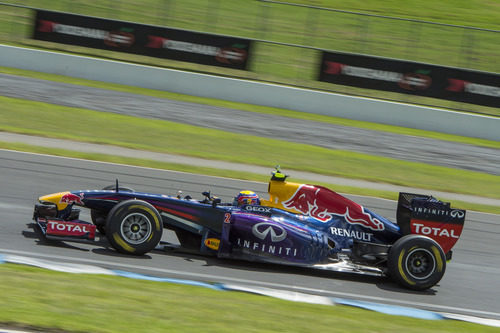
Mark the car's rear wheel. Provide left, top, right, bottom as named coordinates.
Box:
left=106, top=200, right=162, bottom=255
left=388, top=234, right=446, bottom=290
left=91, top=185, right=135, bottom=235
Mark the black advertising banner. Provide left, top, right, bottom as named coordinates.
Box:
left=319, top=51, right=499, bottom=108
left=33, top=10, right=252, bottom=70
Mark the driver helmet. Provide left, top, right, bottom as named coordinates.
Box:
left=233, top=190, right=260, bottom=206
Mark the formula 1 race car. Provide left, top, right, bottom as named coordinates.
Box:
left=33, top=168, right=466, bottom=290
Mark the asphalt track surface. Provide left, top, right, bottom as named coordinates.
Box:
left=1, top=149, right=499, bottom=320
left=1, top=73, right=499, bottom=175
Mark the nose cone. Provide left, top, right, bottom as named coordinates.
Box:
left=39, top=191, right=71, bottom=210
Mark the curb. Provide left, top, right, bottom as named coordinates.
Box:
left=1, top=253, right=499, bottom=328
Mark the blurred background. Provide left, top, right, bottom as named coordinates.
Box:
left=0, top=0, right=498, bottom=115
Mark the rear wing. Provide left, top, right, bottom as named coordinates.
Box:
left=396, top=192, right=465, bottom=254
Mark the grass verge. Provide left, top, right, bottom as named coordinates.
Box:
left=1, top=66, right=499, bottom=150
left=1, top=96, right=499, bottom=200
left=0, top=264, right=495, bottom=333
left=2, top=141, right=499, bottom=215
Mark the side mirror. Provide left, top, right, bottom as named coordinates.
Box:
left=212, top=198, right=221, bottom=208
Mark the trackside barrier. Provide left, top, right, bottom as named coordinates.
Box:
left=0, top=45, right=498, bottom=141
left=1, top=253, right=500, bottom=327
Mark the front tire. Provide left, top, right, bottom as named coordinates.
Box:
left=106, top=200, right=162, bottom=255
left=388, top=235, right=446, bottom=290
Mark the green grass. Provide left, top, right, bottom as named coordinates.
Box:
left=0, top=0, right=499, bottom=116
left=0, top=264, right=495, bottom=333
left=1, top=95, right=499, bottom=201
left=1, top=66, right=499, bottom=150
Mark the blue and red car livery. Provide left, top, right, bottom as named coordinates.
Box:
left=33, top=169, right=465, bottom=290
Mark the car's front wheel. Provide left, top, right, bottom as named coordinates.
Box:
left=106, top=200, right=162, bottom=255
left=387, top=234, right=446, bottom=290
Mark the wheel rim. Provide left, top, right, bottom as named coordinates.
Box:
left=120, top=213, right=152, bottom=244
left=405, top=248, right=436, bottom=280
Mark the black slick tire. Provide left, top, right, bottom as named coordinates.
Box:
left=388, top=234, right=446, bottom=291
left=106, top=200, right=162, bottom=255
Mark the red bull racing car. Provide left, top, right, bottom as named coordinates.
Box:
left=33, top=168, right=465, bottom=290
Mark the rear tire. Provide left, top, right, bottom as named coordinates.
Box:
left=388, top=235, right=446, bottom=290
left=106, top=200, right=162, bottom=255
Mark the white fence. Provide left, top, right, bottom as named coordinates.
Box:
left=1, top=45, right=498, bottom=141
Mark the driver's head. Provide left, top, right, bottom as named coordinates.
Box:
left=234, top=190, right=260, bottom=206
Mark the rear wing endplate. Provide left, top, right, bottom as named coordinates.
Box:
left=396, top=192, right=465, bottom=254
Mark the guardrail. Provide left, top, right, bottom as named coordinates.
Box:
left=0, top=1, right=498, bottom=116
left=1, top=44, right=498, bottom=141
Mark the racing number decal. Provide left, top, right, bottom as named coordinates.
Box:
left=224, top=213, right=231, bottom=224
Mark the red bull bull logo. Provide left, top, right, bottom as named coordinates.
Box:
left=60, top=193, right=84, bottom=206
left=282, top=185, right=385, bottom=231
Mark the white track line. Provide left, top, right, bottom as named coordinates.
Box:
left=1, top=248, right=499, bottom=319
